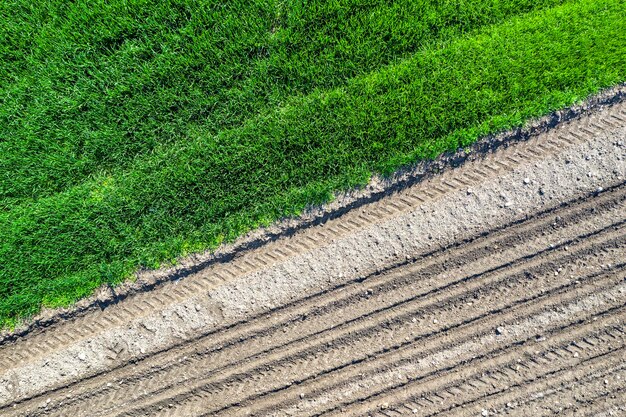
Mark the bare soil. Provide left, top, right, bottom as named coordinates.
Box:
left=0, top=100, right=625, bottom=416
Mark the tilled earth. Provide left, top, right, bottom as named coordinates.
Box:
left=1, top=101, right=625, bottom=416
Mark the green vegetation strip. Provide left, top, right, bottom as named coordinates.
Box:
left=1, top=0, right=625, bottom=327
left=1, top=0, right=565, bottom=205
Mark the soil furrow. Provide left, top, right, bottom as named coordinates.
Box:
left=221, top=273, right=625, bottom=417
left=138, top=255, right=625, bottom=416
left=498, top=363, right=626, bottom=416
left=127, top=238, right=626, bottom=415
left=334, top=315, right=625, bottom=416
left=573, top=388, right=626, bottom=417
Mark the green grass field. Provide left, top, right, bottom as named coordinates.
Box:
left=1, top=0, right=625, bottom=328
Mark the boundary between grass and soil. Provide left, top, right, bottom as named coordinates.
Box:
left=0, top=87, right=624, bottom=409
left=1, top=83, right=625, bottom=343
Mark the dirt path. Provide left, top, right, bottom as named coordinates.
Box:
left=1, top=100, right=625, bottom=416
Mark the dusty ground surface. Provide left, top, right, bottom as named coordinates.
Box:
left=0, top=99, right=625, bottom=416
